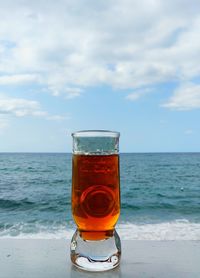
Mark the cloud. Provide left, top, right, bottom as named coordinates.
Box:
left=0, top=74, right=39, bottom=85
left=0, top=96, right=42, bottom=117
left=49, top=86, right=83, bottom=99
left=126, top=88, right=153, bottom=101
left=162, top=83, right=200, bottom=110
left=126, top=93, right=141, bottom=101
left=0, top=0, right=200, bottom=105
left=0, top=117, right=8, bottom=130
left=0, top=95, right=68, bottom=120
left=46, top=115, right=70, bottom=121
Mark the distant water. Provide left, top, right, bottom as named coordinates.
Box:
left=0, top=153, right=200, bottom=240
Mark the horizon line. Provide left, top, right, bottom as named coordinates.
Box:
left=0, top=151, right=200, bottom=154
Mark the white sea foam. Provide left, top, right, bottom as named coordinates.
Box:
left=117, top=220, right=200, bottom=240
left=0, top=220, right=200, bottom=240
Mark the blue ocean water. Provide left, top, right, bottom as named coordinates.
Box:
left=0, top=153, right=200, bottom=239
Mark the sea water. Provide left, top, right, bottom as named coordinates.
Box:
left=0, top=153, right=200, bottom=239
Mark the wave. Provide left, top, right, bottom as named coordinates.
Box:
left=0, top=198, right=35, bottom=209
left=0, top=198, right=71, bottom=211
left=0, top=220, right=200, bottom=240
left=117, top=220, right=200, bottom=240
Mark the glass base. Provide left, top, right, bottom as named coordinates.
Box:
left=70, top=229, right=121, bottom=272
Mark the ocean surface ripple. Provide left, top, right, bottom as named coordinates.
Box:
left=0, top=153, right=200, bottom=239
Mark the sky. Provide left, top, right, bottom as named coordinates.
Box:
left=0, top=0, right=200, bottom=152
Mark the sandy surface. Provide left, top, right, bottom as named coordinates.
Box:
left=0, top=239, right=200, bottom=278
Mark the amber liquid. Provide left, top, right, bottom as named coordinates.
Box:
left=72, top=154, right=120, bottom=240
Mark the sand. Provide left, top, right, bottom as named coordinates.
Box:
left=0, top=239, right=200, bottom=278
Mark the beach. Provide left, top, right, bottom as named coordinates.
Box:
left=1, top=239, right=200, bottom=278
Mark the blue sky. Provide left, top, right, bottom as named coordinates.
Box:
left=0, top=0, right=200, bottom=152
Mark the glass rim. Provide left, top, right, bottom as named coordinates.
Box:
left=71, top=130, right=120, bottom=138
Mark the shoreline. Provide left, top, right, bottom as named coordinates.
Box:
left=1, top=219, right=200, bottom=240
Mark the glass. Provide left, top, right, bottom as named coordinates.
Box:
left=70, top=130, right=121, bottom=271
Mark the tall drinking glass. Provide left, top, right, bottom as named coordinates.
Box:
left=70, top=130, right=121, bottom=271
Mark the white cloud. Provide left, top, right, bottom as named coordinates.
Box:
left=0, top=0, right=200, bottom=106
left=126, top=88, right=153, bottom=101
left=0, top=95, right=68, bottom=121
left=49, top=86, right=83, bottom=99
left=0, top=96, right=42, bottom=117
left=0, top=74, right=39, bottom=85
left=0, top=117, right=8, bottom=130
left=47, top=115, right=70, bottom=121
left=162, top=83, right=200, bottom=110
left=126, top=93, right=141, bottom=101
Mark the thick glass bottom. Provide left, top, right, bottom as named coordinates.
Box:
left=70, top=229, right=121, bottom=272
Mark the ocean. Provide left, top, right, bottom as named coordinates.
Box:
left=0, top=153, right=200, bottom=240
